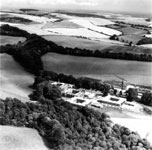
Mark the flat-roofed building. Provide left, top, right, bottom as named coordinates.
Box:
left=97, top=95, right=126, bottom=108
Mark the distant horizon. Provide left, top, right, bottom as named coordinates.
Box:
left=1, top=7, right=152, bottom=19
left=0, top=0, right=151, bottom=18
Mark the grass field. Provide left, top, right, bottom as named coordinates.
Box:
left=0, top=54, right=34, bottom=102
left=0, top=35, right=26, bottom=45
left=0, top=125, right=48, bottom=150
left=107, top=24, right=148, bottom=44
left=119, top=35, right=143, bottom=44
left=118, top=26, right=147, bottom=44
left=120, top=26, right=147, bottom=35
left=42, top=53, right=152, bottom=86
left=43, top=35, right=123, bottom=50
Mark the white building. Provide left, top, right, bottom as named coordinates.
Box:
left=96, top=95, right=126, bottom=108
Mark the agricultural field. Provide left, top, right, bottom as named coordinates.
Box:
left=42, top=20, right=81, bottom=29
left=1, top=11, right=151, bottom=47
left=119, top=35, right=143, bottom=44
left=42, top=53, right=152, bottom=86
left=120, top=26, right=147, bottom=35
left=0, top=125, right=48, bottom=150
left=140, top=44, right=152, bottom=48
left=0, top=13, right=33, bottom=24
left=118, top=27, right=148, bottom=44
left=43, top=35, right=123, bottom=50
left=0, top=35, right=26, bottom=45
left=0, top=11, right=123, bottom=43
left=107, top=24, right=149, bottom=44
left=69, top=18, right=121, bottom=35
left=0, top=12, right=57, bottom=23
left=0, top=54, right=34, bottom=102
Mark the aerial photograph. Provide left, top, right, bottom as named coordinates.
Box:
left=0, top=0, right=152, bottom=150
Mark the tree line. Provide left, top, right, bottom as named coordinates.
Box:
left=31, top=70, right=110, bottom=97
left=1, top=24, right=152, bottom=63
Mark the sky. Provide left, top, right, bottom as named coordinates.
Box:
left=0, top=0, right=152, bottom=16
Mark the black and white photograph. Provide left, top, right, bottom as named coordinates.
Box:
left=0, top=0, right=152, bottom=150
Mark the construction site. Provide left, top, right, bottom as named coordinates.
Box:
left=51, top=78, right=145, bottom=113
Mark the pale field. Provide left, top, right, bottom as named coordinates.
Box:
left=0, top=11, right=123, bottom=44
left=0, top=125, right=48, bottom=150
left=145, top=34, right=152, bottom=38
left=69, top=18, right=121, bottom=35
left=0, top=21, right=21, bottom=26
left=42, top=53, right=152, bottom=86
left=0, top=54, right=34, bottom=102
left=0, top=12, right=57, bottom=23
left=86, top=17, right=115, bottom=26
left=140, top=44, right=152, bottom=48
left=0, top=35, right=26, bottom=45
left=45, top=28, right=109, bottom=40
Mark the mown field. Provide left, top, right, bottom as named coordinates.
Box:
left=43, top=35, right=151, bottom=54
left=107, top=24, right=148, bottom=44
left=43, top=35, right=124, bottom=50
left=0, top=125, right=48, bottom=150
left=118, top=26, right=147, bottom=44
left=42, top=53, right=152, bottom=86
left=0, top=35, right=26, bottom=45
left=0, top=54, right=34, bottom=102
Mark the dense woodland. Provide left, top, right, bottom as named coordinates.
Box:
left=32, top=70, right=110, bottom=96
left=137, top=38, right=152, bottom=45
left=0, top=84, right=152, bottom=150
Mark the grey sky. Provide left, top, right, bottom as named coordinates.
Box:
left=0, top=0, right=152, bottom=15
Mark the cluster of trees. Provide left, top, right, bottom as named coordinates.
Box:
left=137, top=37, right=152, bottom=45
left=0, top=91, right=151, bottom=149
left=19, top=8, right=39, bottom=12
left=140, top=92, right=152, bottom=106
left=115, top=21, right=152, bottom=29
left=126, top=88, right=138, bottom=102
left=32, top=70, right=110, bottom=96
left=126, top=88, right=152, bottom=109
left=110, top=34, right=133, bottom=46
left=0, top=24, right=30, bottom=38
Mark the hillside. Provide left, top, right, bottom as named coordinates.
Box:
left=0, top=93, right=152, bottom=150
left=0, top=24, right=152, bottom=65
left=0, top=15, right=152, bottom=150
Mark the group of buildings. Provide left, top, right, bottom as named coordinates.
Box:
left=51, top=81, right=143, bottom=112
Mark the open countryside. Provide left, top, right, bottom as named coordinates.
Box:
left=0, top=1, right=152, bottom=150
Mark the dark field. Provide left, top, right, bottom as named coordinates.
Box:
left=42, top=53, right=152, bottom=86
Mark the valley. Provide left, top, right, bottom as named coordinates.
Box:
left=0, top=7, right=152, bottom=150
